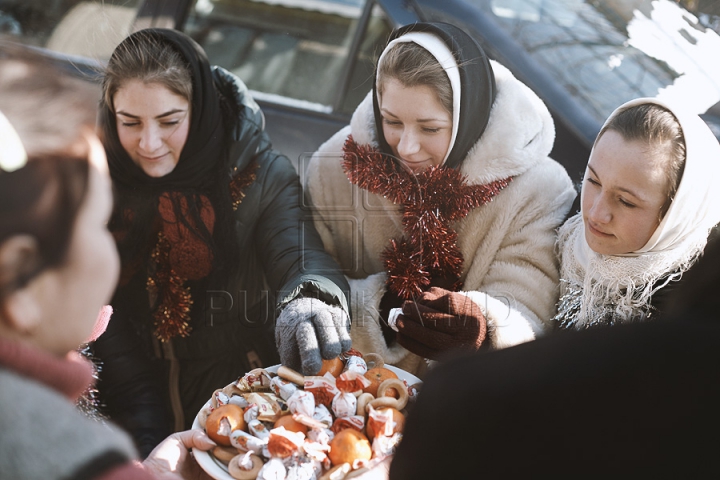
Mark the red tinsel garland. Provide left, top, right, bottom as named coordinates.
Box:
left=147, top=160, right=259, bottom=341
left=342, top=135, right=512, bottom=299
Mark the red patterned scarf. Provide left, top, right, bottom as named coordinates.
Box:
left=342, top=135, right=512, bottom=299
left=148, top=160, right=259, bottom=341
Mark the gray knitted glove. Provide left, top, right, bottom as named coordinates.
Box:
left=275, top=297, right=351, bottom=375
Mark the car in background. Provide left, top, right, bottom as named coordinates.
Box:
left=2, top=0, right=719, bottom=187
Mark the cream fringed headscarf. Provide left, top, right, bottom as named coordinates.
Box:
left=555, top=98, right=720, bottom=329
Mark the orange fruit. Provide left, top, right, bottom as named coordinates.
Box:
left=317, top=357, right=344, bottom=377
left=365, top=407, right=405, bottom=441
left=205, top=404, right=246, bottom=446
left=362, top=367, right=399, bottom=397
left=328, top=429, right=372, bottom=466
left=274, top=415, right=309, bottom=435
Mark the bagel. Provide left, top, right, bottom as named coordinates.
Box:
left=228, top=453, right=264, bottom=480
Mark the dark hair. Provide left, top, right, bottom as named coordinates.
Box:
left=0, top=44, right=94, bottom=298
left=596, top=103, right=686, bottom=217
left=377, top=41, right=452, bottom=115
left=102, top=30, right=192, bottom=113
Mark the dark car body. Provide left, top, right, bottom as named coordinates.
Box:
left=2, top=0, right=719, bottom=186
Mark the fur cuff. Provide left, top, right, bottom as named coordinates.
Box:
left=460, top=291, right=536, bottom=350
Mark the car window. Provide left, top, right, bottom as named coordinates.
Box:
left=339, top=3, right=393, bottom=114
left=466, top=0, right=720, bottom=123
left=184, top=0, right=368, bottom=113
left=0, top=0, right=141, bottom=61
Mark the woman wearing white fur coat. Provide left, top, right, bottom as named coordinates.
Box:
left=555, top=98, right=720, bottom=329
left=305, top=22, right=575, bottom=376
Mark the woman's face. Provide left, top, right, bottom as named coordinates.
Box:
left=114, top=80, right=190, bottom=178
left=379, top=78, right=452, bottom=173
left=35, top=136, right=120, bottom=355
left=581, top=130, right=669, bottom=255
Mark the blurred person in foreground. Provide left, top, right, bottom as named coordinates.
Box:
left=0, top=44, right=215, bottom=480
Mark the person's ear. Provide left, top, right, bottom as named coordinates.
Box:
left=0, top=235, right=42, bottom=334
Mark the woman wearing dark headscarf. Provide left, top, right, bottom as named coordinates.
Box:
left=306, top=22, right=576, bottom=376
left=94, top=28, right=351, bottom=455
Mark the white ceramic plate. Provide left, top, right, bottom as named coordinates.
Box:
left=192, top=364, right=421, bottom=480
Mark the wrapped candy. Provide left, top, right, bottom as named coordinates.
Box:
left=312, top=404, right=333, bottom=428
left=287, top=390, right=315, bottom=418
left=330, top=415, right=365, bottom=434
left=267, top=426, right=305, bottom=458
left=244, top=404, right=259, bottom=423
left=270, top=375, right=299, bottom=401
left=335, top=371, right=371, bottom=394
left=230, top=429, right=266, bottom=455
left=372, top=432, right=403, bottom=460
left=257, top=457, right=286, bottom=480
left=211, top=389, right=230, bottom=408
left=307, top=428, right=333, bottom=446
left=245, top=392, right=288, bottom=423
left=236, top=368, right=273, bottom=392
left=248, top=419, right=271, bottom=440
left=342, top=355, right=367, bottom=375
left=367, top=406, right=395, bottom=438
left=285, top=456, right=322, bottom=480
left=304, top=374, right=340, bottom=409
left=331, top=392, right=357, bottom=418
left=228, top=395, right=250, bottom=408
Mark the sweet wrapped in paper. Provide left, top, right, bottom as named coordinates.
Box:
left=270, top=375, right=299, bottom=401
left=342, top=355, right=367, bottom=375
left=244, top=392, right=288, bottom=423
left=244, top=403, right=259, bottom=423
left=212, top=389, right=231, bottom=408
left=228, top=395, right=250, bottom=408
left=331, top=392, right=356, bottom=418
left=372, top=432, right=403, bottom=460
left=285, top=456, right=322, bottom=480
left=367, top=405, right=395, bottom=438
left=267, top=426, right=305, bottom=458
left=307, top=428, right=333, bottom=446
left=230, top=429, right=266, bottom=455
left=287, top=390, right=315, bottom=418
left=330, top=415, right=365, bottom=434
left=335, top=371, right=371, bottom=393
left=236, top=368, right=273, bottom=393
left=257, top=457, right=286, bottom=480
left=248, top=418, right=271, bottom=440
left=312, top=404, right=333, bottom=428
left=304, top=374, right=340, bottom=409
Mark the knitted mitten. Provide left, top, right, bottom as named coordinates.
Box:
left=275, top=297, right=351, bottom=375
left=396, top=287, right=487, bottom=359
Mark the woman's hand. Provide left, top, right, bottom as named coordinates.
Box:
left=142, top=429, right=216, bottom=480
left=396, top=287, right=487, bottom=359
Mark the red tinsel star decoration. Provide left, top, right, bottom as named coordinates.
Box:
left=148, top=232, right=193, bottom=342
left=230, top=159, right=259, bottom=211
left=342, top=135, right=513, bottom=299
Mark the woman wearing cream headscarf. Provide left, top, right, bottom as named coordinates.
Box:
left=555, top=98, right=720, bottom=328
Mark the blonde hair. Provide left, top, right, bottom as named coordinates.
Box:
left=377, top=41, right=452, bottom=114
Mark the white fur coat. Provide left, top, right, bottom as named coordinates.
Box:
left=305, top=61, right=576, bottom=376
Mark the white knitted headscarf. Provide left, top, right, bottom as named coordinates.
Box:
left=556, top=98, right=720, bottom=329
